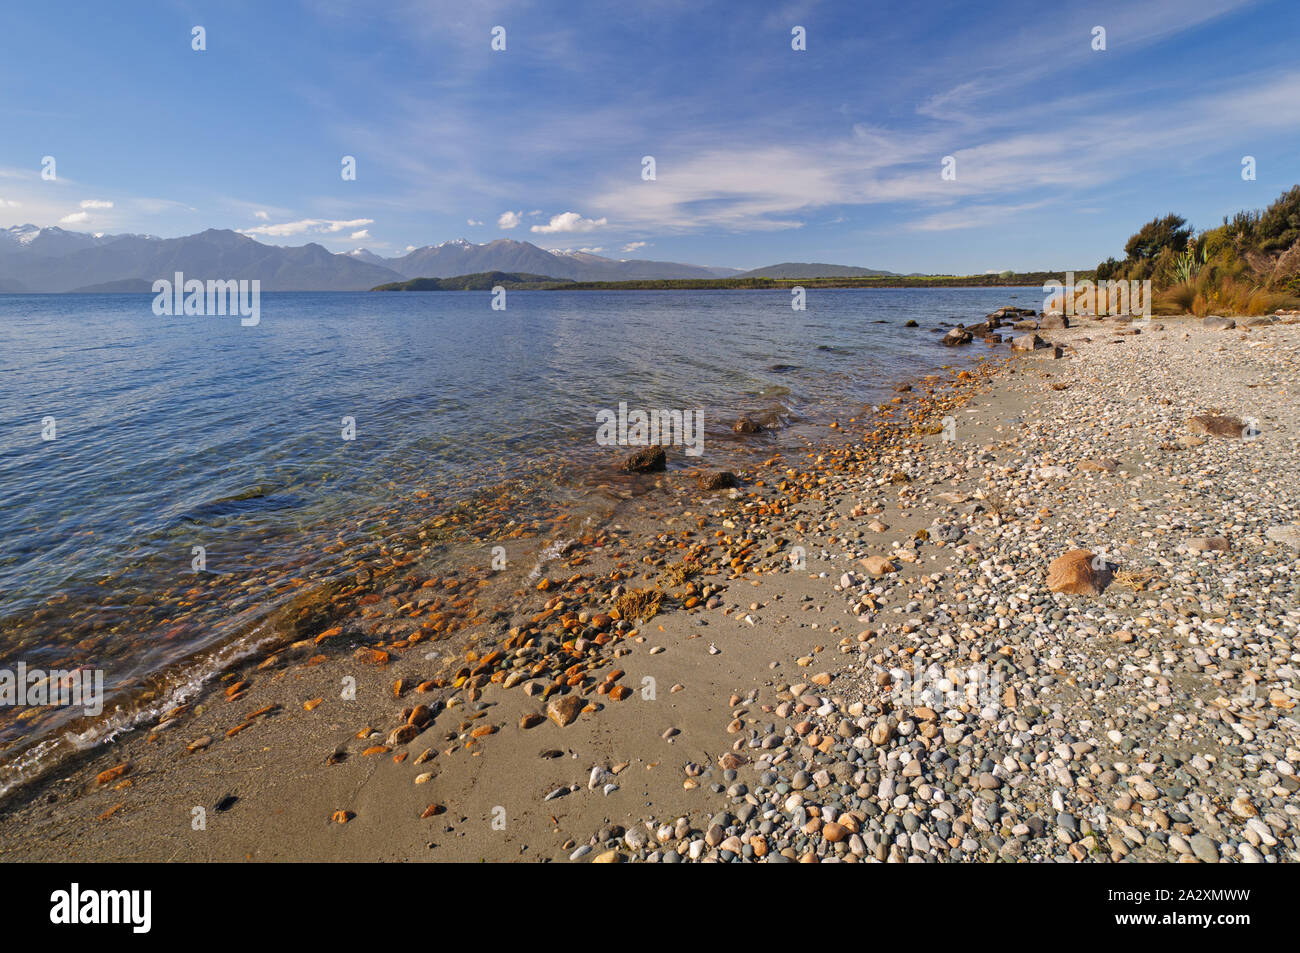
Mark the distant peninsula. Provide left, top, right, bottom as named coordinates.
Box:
left=371, top=270, right=1080, bottom=292
left=372, top=271, right=573, bottom=291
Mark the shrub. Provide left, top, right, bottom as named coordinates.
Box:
left=1256, top=185, right=1300, bottom=253
left=1095, top=257, right=1121, bottom=281
left=1124, top=214, right=1193, bottom=261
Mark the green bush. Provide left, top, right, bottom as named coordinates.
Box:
left=1256, top=185, right=1300, bottom=253
left=1123, top=214, right=1193, bottom=261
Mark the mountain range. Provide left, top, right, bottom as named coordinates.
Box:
left=0, top=224, right=897, bottom=292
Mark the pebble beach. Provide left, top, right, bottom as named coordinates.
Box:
left=2, top=308, right=1297, bottom=864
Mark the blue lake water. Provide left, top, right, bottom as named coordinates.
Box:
left=0, top=286, right=1037, bottom=784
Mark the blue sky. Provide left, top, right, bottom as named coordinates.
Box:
left=1, top=0, right=1298, bottom=272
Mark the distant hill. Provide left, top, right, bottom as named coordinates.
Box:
left=69, top=278, right=157, bottom=293
left=736, top=262, right=897, bottom=279
left=379, top=239, right=740, bottom=282
left=373, top=272, right=573, bottom=291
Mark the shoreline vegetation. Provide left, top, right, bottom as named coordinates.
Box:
left=2, top=308, right=1298, bottom=862
left=1097, top=185, right=1300, bottom=317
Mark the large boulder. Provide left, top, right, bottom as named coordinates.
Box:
left=1046, top=549, right=1107, bottom=595
left=1039, top=313, right=1070, bottom=330
left=1203, top=315, right=1236, bottom=330
left=942, top=327, right=973, bottom=346
left=1011, top=332, right=1047, bottom=351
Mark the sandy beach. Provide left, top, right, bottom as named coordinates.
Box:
left=2, top=310, right=1297, bottom=863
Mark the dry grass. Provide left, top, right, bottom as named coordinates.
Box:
left=1158, top=275, right=1296, bottom=317
left=1114, top=568, right=1159, bottom=591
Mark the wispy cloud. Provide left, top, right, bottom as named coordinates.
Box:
left=584, top=67, right=1300, bottom=233
left=240, top=217, right=375, bottom=237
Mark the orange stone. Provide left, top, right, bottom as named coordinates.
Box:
left=96, top=762, right=130, bottom=786
left=1046, top=549, right=1102, bottom=595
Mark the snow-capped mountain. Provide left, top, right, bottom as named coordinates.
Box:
left=374, top=238, right=738, bottom=282
left=0, top=227, right=739, bottom=293
left=0, top=227, right=404, bottom=292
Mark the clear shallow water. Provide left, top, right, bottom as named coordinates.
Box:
left=0, top=287, right=1035, bottom=780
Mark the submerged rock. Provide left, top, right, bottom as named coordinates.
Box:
left=621, top=446, right=667, bottom=472
left=697, top=471, right=739, bottom=491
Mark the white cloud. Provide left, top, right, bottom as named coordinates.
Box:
left=59, top=211, right=90, bottom=224
left=621, top=241, right=648, bottom=253
left=582, top=68, right=1300, bottom=233
left=0, top=198, right=19, bottom=208
left=80, top=199, right=113, bottom=209
left=497, top=210, right=522, bottom=229
left=350, top=229, right=370, bottom=240
left=254, top=210, right=269, bottom=220
left=530, top=211, right=607, bottom=234
left=240, top=217, right=375, bottom=237
left=466, top=218, right=483, bottom=226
